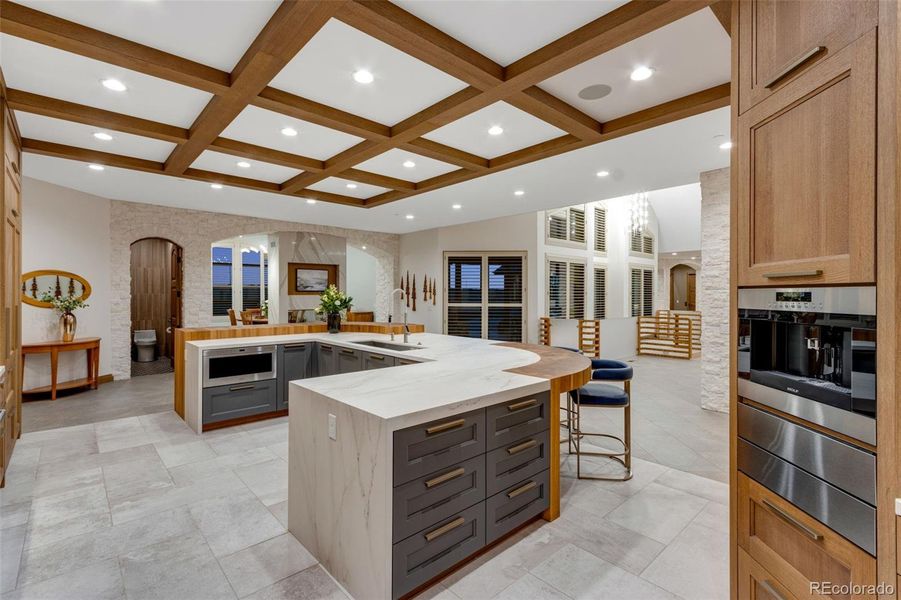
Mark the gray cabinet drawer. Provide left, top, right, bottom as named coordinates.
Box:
left=337, top=347, right=362, bottom=374
left=486, top=429, right=550, bottom=497
left=363, top=351, right=396, bottom=370
left=485, top=468, right=550, bottom=545
left=393, top=454, right=485, bottom=543
left=485, top=392, right=550, bottom=451
left=394, top=409, right=486, bottom=486
left=202, top=379, right=277, bottom=425
left=279, top=343, right=311, bottom=410
left=317, top=343, right=336, bottom=377
left=392, top=502, right=485, bottom=599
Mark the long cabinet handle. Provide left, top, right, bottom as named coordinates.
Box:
left=507, top=439, right=538, bottom=455
left=425, top=467, right=465, bottom=488
left=507, top=480, right=538, bottom=499
left=764, top=45, right=825, bottom=88
left=340, top=349, right=356, bottom=355
left=284, top=344, right=307, bottom=349
left=424, top=516, right=465, bottom=542
left=761, top=498, right=823, bottom=541
left=369, top=354, right=385, bottom=361
left=508, top=398, right=538, bottom=411
left=426, top=418, right=465, bottom=435
left=759, top=580, right=787, bottom=600
left=229, top=384, right=255, bottom=391
left=762, top=270, right=823, bottom=279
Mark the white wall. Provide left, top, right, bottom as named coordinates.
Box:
left=346, top=245, right=377, bottom=312
left=21, top=178, right=112, bottom=388
left=648, top=183, right=702, bottom=254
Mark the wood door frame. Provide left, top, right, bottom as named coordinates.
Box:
left=129, top=237, right=183, bottom=364
left=668, top=264, right=698, bottom=311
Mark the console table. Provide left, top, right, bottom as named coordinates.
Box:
left=22, top=338, right=101, bottom=400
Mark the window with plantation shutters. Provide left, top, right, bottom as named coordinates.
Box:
left=593, top=268, right=606, bottom=319
left=630, top=231, right=654, bottom=256
left=445, top=253, right=525, bottom=342
left=547, top=257, right=586, bottom=319
left=630, top=267, right=654, bottom=317
left=212, top=246, right=232, bottom=316
left=594, top=207, right=607, bottom=253
left=546, top=206, right=587, bottom=246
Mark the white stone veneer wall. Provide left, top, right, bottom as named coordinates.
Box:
left=109, top=200, right=399, bottom=381
left=698, top=167, right=730, bottom=413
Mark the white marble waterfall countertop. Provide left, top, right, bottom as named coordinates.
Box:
left=188, top=332, right=552, bottom=424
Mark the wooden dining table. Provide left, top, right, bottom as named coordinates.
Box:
left=21, top=337, right=101, bottom=400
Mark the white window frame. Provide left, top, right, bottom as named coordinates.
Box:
left=443, top=251, right=527, bottom=342
left=545, top=205, right=587, bottom=248
left=593, top=205, right=608, bottom=255
left=629, top=265, right=655, bottom=317
left=629, top=230, right=655, bottom=258
left=546, top=255, right=587, bottom=320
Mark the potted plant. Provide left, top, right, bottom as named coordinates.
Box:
left=260, top=299, right=269, bottom=319
left=40, top=291, right=89, bottom=342
left=315, top=285, right=353, bottom=333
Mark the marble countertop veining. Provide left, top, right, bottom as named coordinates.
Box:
left=188, top=332, right=552, bottom=422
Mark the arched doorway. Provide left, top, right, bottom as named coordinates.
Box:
left=130, top=238, right=183, bottom=376
left=670, top=264, right=697, bottom=311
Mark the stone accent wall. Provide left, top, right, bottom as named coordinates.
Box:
left=109, top=201, right=399, bottom=380
left=698, top=167, right=730, bottom=413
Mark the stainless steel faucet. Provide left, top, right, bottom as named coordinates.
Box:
left=390, top=288, right=410, bottom=343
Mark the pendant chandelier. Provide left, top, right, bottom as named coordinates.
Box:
left=629, top=192, right=649, bottom=235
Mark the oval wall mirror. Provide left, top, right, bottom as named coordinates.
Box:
left=21, top=270, right=92, bottom=308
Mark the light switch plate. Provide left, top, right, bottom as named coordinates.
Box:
left=328, top=413, right=337, bottom=440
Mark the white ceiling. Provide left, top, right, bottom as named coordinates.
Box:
left=268, top=19, right=468, bottom=127
left=307, top=177, right=389, bottom=199
left=423, top=101, right=565, bottom=159
left=23, top=107, right=731, bottom=234
left=13, top=0, right=282, bottom=72
left=14, top=111, right=177, bottom=162
left=0, top=34, right=211, bottom=127
left=355, top=149, right=458, bottom=182
left=220, top=105, right=363, bottom=161
left=190, top=150, right=301, bottom=184
left=539, top=8, right=731, bottom=121
left=393, top=0, right=630, bottom=67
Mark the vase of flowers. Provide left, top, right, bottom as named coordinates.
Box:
left=40, top=291, right=89, bottom=342
left=316, top=285, right=353, bottom=334
left=260, top=299, right=269, bottom=319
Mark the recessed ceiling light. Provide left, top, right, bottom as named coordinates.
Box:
left=691, top=256, right=697, bottom=260
left=719, top=141, right=733, bottom=150
left=346, top=183, right=358, bottom=189
left=452, top=204, right=462, bottom=209
left=514, top=190, right=525, bottom=196
left=306, top=199, right=316, bottom=205
left=488, top=125, right=504, bottom=136
left=630, top=66, right=654, bottom=81
left=405, top=214, right=415, bottom=220
left=403, top=160, right=416, bottom=168
left=362, top=245, right=367, bottom=250
left=281, top=127, right=298, bottom=137
left=596, top=170, right=610, bottom=178
left=353, top=69, right=374, bottom=84
left=210, top=183, right=223, bottom=189
left=236, top=161, right=251, bottom=168
left=88, top=163, right=104, bottom=171
left=310, top=236, right=317, bottom=241
left=93, top=132, right=113, bottom=141
left=578, top=83, right=612, bottom=100
left=101, top=78, right=127, bottom=92
left=672, top=252, right=678, bottom=256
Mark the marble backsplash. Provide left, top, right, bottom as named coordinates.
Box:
left=273, top=231, right=346, bottom=323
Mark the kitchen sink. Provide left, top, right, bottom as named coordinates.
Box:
left=355, top=340, right=422, bottom=351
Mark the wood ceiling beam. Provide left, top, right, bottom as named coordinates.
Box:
left=400, top=139, right=488, bottom=170
left=342, top=168, right=416, bottom=191
left=253, top=87, right=390, bottom=140
left=507, top=88, right=602, bottom=139
left=163, top=0, right=344, bottom=175
left=208, top=137, right=324, bottom=172
left=291, top=189, right=369, bottom=208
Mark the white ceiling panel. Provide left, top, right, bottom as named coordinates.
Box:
left=393, top=0, right=629, bottom=66
left=269, top=19, right=468, bottom=127
left=14, top=111, right=176, bottom=162
left=190, top=150, right=301, bottom=184
left=538, top=10, right=730, bottom=121
left=307, top=177, right=388, bottom=199
left=0, top=35, right=212, bottom=127
left=221, top=105, right=363, bottom=161
left=355, top=149, right=457, bottom=182
left=13, top=0, right=281, bottom=72
left=422, top=101, right=565, bottom=159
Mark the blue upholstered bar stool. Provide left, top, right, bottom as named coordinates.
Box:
left=567, top=359, right=633, bottom=480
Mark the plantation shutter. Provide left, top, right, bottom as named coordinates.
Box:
left=446, top=254, right=524, bottom=341
left=547, top=210, right=567, bottom=241
left=630, top=231, right=642, bottom=253
left=642, top=234, right=654, bottom=255
left=446, top=256, right=482, bottom=338
left=594, top=207, right=606, bottom=252
left=211, top=246, right=232, bottom=316
left=570, top=208, right=585, bottom=243
left=593, top=268, right=606, bottom=319
left=547, top=260, right=567, bottom=318
left=487, top=256, right=523, bottom=341
left=631, top=268, right=642, bottom=317
left=642, top=269, right=654, bottom=316
left=568, top=263, right=585, bottom=318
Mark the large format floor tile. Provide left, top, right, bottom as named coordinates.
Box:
left=605, top=482, right=708, bottom=545
left=218, top=533, right=317, bottom=598
left=187, top=489, right=286, bottom=557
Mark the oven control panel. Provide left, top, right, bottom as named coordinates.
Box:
left=738, top=286, right=876, bottom=316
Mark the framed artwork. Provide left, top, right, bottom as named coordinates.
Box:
left=289, top=262, right=337, bottom=295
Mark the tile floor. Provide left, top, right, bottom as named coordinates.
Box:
left=4, top=355, right=729, bottom=600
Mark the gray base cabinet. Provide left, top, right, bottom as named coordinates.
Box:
left=391, top=392, right=551, bottom=598
left=278, top=343, right=311, bottom=410
left=202, top=379, right=277, bottom=425
left=317, top=343, right=337, bottom=377
left=336, top=347, right=362, bottom=374
left=363, top=351, right=396, bottom=370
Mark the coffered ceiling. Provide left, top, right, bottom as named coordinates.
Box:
left=0, top=0, right=731, bottom=225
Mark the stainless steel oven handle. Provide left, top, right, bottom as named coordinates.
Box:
left=762, top=498, right=823, bottom=541
left=229, top=384, right=255, bottom=391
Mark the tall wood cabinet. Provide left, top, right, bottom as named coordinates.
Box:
left=1, top=83, right=22, bottom=487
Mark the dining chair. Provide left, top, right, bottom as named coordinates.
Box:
left=227, top=308, right=238, bottom=326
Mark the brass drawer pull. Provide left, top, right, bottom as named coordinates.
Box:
left=321, top=345, right=333, bottom=351
left=369, top=354, right=385, bottom=360
left=507, top=398, right=538, bottom=411
left=425, top=467, right=465, bottom=488
left=762, top=270, right=823, bottom=279
left=340, top=349, right=356, bottom=355
left=424, top=516, right=465, bottom=542
left=426, top=418, right=465, bottom=435
left=284, top=343, right=307, bottom=349
left=759, top=580, right=787, bottom=600
left=764, top=45, right=825, bottom=88
left=228, top=384, right=255, bottom=391
left=762, top=498, right=823, bottom=541
left=507, top=480, right=538, bottom=498
left=507, top=439, right=538, bottom=455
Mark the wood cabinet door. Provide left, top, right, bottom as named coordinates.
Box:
left=737, top=0, right=876, bottom=113
left=3, top=155, right=21, bottom=438
left=737, top=548, right=798, bottom=600
left=736, top=30, right=876, bottom=286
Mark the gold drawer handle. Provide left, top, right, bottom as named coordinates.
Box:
left=425, top=467, right=465, bottom=488
left=426, top=418, right=465, bottom=435
left=321, top=345, right=333, bottom=351
left=764, top=45, right=825, bottom=88
left=340, top=349, right=356, bottom=355
left=424, top=516, right=465, bottom=542
left=508, top=398, right=538, bottom=411
left=507, top=480, right=538, bottom=499
left=759, top=580, right=787, bottom=600
left=369, top=354, right=385, bottom=360
left=762, top=498, right=823, bottom=541
left=507, top=439, right=538, bottom=455
left=762, top=270, right=823, bottom=279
